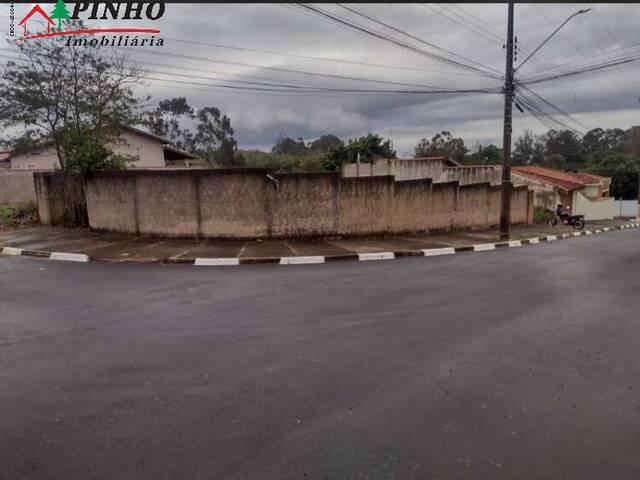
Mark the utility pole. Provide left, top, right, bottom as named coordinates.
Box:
left=499, top=2, right=515, bottom=240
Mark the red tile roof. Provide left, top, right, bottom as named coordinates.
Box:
left=512, top=166, right=590, bottom=192
left=569, top=172, right=609, bottom=185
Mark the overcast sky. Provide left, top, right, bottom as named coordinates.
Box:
left=2, top=3, right=639, bottom=156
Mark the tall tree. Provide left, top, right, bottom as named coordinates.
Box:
left=582, top=127, right=625, bottom=155
left=324, top=133, right=395, bottom=171
left=271, top=134, right=308, bottom=155
left=307, top=134, right=343, bottom=153
left=0, top=21, right=144, bottom=168
left=465, top=144, right=502, bottom=165
left=143, top=98, right=238, bottom=167
left=414, top=131, right=467, bottom=164
left=540, top=129, right=584, bottom=170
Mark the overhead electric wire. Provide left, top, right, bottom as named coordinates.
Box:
left=335, top=3, right=502, bottom=76
left=291, top=3, right=503, bottom=80
left=515, top=83, right=588, bottom=132
left=161, top=37, right=486, bottom=78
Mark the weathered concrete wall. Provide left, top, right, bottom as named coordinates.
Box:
left=573, top=192, right=616, bottom=220
left=441, top=166, right=501, bottom=185
left=343, top=158, right=449, bottom=182
left=0, top=171, right=36, bottom=204
left=34, top=173, right=87, bottom=227
left=82, top=169, right=532, bottom=239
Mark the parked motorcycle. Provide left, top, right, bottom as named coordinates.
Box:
left=549, top=204, right=585, bottom=230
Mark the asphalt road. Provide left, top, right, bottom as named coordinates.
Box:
left=1, top=229, right=640, bottom=480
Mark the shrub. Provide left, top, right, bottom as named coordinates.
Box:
left=0, top=202, right=38, bottom=228
left=533, top=206, right=553, bottom=224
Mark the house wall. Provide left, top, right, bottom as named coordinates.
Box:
left=0, top=171, right=37, bottom=204
left=573, top=191, right=616, bottom=220
left=111, top=130, right=166, bottom=168
left=11, top=147, right=60, bottom=171
left=10, top=130, right=166, bottom=171
left=78, top=169, right=532, bottom=239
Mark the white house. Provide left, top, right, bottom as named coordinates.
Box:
left=9, top=126, right=198, bottom=171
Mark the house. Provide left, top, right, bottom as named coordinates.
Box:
left=18, top=5, right=55, bottom=37
left=513, top=166, right=615, bottom=220
left=8, top=126, right=199, bottom=171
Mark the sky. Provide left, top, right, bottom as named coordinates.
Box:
left=1, top=2, right=639, bottom=157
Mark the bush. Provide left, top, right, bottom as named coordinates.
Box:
left=0, top=202, right=38, bottom=228
left=533, top=206, right=553, bottom=224
left=62, top=127, right=131, bottom=174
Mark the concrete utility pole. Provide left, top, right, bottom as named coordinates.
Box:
left=499, top=2, right=515, bottom=240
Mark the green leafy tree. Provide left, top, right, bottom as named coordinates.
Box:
left=513, top=129, right=544, bottom=165
left=542, top=153, right=568, bottom=170
left=307, top=134, right=343, bottom=153
left=324, top=133, right=395, bottom=172
left=587, top=152, right=640, bottom=199
left=582, top=127, right=625, bottom=155
left=143, top=98, right=239, bottom=167
left=61, top=126, right=130, bottom=175
left=414, top=131, right=467, bottom=164
left=464, top=144, right=502, bottom=165
left=0, top=21, right=145, bottom=168
left=271, top=134, right=308, bottom=155
left=50, top=0, right=71, bottom=31
left=540, top=129, right=584, bottom=171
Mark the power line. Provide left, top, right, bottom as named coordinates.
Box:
left=335, top=3, right=502, bottom=76
left=291, top=3, right=503, bottom=79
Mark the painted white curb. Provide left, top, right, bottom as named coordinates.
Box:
left=358, top=252, right=395, bottom=261
left=546, top=235, right=558, bottom=241
left=423, top=247, right=456, bottom=256
left=280, top=256, right=325, bottom=265
left=1, top=247, right=23, bottom=256
left=528, top=237, right=540, bottom=244
left=194, top=257, right=240, bottom=266
left=508, top=240, right=522, bottom=247
left=49, top=252, right=89, bottom=262
left=585, top=230, right=593, bottom=235
left=602, top=227, right=610, bottom=232
left=473, top=243, right=496, bottom=252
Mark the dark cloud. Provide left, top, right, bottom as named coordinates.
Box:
left=2, top=3, right=638, bottom=155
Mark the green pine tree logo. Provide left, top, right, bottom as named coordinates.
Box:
left=50, top=0, right=71, bottom=32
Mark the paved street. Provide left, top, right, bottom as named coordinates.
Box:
left=0, top=218, right=632, bottom=262
left=1, top=228, right=640, bottom=479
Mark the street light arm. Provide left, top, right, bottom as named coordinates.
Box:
left=514, top=8, right=591, bottom=73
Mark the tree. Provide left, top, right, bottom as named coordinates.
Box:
left=142, top=97, right=195, bottom=150
left=622, top=126, right=640, bottom=156
left=271, top=134, right=308, bottom=156
left=307, top=134, right=343, bottom=153
left=0, top=21, right=144, bottom=168
left=582, top=127, right=625, bottom=155
left=414, top=131, right=467, bottom=164
left=324, top=133, right=395, bottom=171
left=50, top=0, right=71, bottom=32
left=143, top=98, right=239, bottom=167
left=540, top=129, right=584, bottom=170
left=61, top=126, right=130, bottom=174
left=587, top=152, right=640, bottom=199
left=513, top=129, right=542, bottom=165
left=542, top=153, right=568, bottom=170
left=465, top=144, right=502, bottom=165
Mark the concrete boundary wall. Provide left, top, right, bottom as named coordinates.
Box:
left=78, top=169, right=532, bottom=239
left=0, top=171, right=37, bottom=204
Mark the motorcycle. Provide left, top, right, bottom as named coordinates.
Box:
left=549, top=205, right=585, bottom=230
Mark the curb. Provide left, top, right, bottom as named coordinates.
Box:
left=2, top=222, right=638, bottom=267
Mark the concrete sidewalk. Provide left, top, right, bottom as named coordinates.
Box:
left=0, top=218, right=635, bottom=264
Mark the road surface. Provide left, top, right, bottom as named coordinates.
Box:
left=1, top=229, right=639, bottom=479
